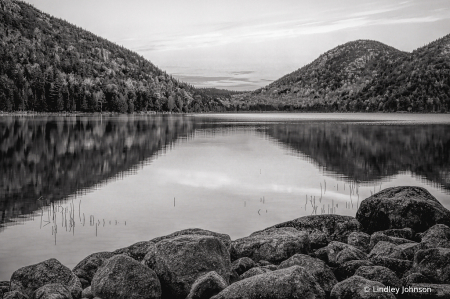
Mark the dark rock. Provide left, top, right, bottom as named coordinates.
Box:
left=398, top=283, right=450, bottom=299
left=256, top=260, right=271, bottom=267
left=260, top=264, right=277, bottom=271
left=10, top=258, right=82, bottom=299
left=113, top=241, right=156, bottom=261
left=278, top=254, right=337, bottom=295
left=3, top=290, right=29, bottom=299
left=354, top=266, right=401, bottom=289
left=369, top=232, right=414, bottom=250
left=401, top=273, right=432, bottom=286
left=1, top=281, right=10, bottom=297
left=420, top=224, right=450, bottom=249
left=239, top=267, right=272, bottom=280
left=91, top=254, right=161, bottom=299
left=210, top=266, right=325, bottom=299
left=151, top=228, right=232, bottom=250
left=229, top=270, right=240, bottom=285
left=81, top=286, right=93, bottom=299
left=231, top=227, right=310, bottom=263
left=369, top=256, right=413, bottom=277
left=314, top=241, right=366, bottom=266
left=186, top=271, right=228, bottom=299
left=309, top=231, right=330, bottom=249
left=142, top=234, right=231, bottom=299
left=412, top=247, right=450, bottom=283
left=395, top=243, right=421, bottom=260
left=336, top=247, right=368, bottom=265
left=262, top=214, right=361, bottom=243
left=381, top=228, right=414, bottom=240
left=347, top=232, right=370, bottom=252
left=33, top=283, right=73, bottom=299
left=72, top=252, right=116, bottom=289
left=231, top=257, right=256, bottom=276
left=334, top=260, right=374, bottom=281
left=356, top=186, right=450, bottom=234
left=368, top=241, right=407, bottom=260
left=330, top=276, right=396, bottom=299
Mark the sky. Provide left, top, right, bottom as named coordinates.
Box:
left=23, top=0, right=450, bottom=91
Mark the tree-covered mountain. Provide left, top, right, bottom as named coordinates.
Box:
left=233, top=37, right=450, bottom=112
left=0, top=0, right=231, bottom=113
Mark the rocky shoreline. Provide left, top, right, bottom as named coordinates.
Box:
left=1, top=186, right=450, bottom=299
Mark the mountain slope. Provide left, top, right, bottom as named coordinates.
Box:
left=0, top=0, right=229, bottom=113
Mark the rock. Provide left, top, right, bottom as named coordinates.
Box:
left=231, top=257, right=256, bottom=276
left=313, top=241, right=366, bottom=266
left=262, top=214, right=361, bottom=243
left=210, top=266, right=326, bottom=299
left=399, top=283, right=450, bottom=299
left=33, top=283, right=73, bottom=299
left=261, top=264, right=277, bottom=271
left=330, top=276, right=396, bottom=299
left=72, top=252, right=116, bottom=289
left=336, top=247, right=368, bottom=265
left=3, top=290, right=29, bottom=299
left=420, top=224, right=450, bottom=249
left=401, top=273, right=432, bottom=286
left=256, top=260, right=271, bottom=267
left=369, top=256, right=412, bottom=277
left=10, top=258, right=82, bottom=299
left=229, top=270, right=240, bottom=285
left=412, top=247, right=450, bottom=283
left=91, top=254, right=161, bottom=299
left=81, top=286, right=93, bottom=299
left=395, top=243, right=421, bottom=260
left=309, top=231, right=330, bottom=249
left=230, top=227, right=310, bottom=263
left=186, top=271, right=228, bottom=299
left=354, top=266, right=401, bottom=289
left=1, top=281, right=10, bottom=297
left=334, top=260, right=374, bottom=281
left=368, top=241, right=407, bottom=260
left=347, top=232, right=370, bottom=252
left=151, top=228, right=232, bottom=250
left=113, top=241, right=156, bottom=261
left=278, top=254, right=337, bottom=295
left=142, top=234, right=231, bottom=299
left=356, top=186, right=450, bottom=234
left=239, top=267, right=272, bottom=280
left=381, top=228, right=414, bottom=240
left=369, top=232, right=414, bottom=250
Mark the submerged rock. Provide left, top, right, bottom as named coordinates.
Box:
left=72, top=252, right=116, bottom=289
left=186, top=271, right=228, bottom=299
left=91, top=254, right=161, bottom=299
left=33, top=283, right=73, bottom=299
left=10, top=258, right=82, bottom=299
left=230, top=227, right=310, bottom=263
left=356, top=186, right=450, bottom=234
left=330, top=276, right=396, bottom=299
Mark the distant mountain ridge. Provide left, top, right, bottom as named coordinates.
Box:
left=232, top=36, right=450, bottom=112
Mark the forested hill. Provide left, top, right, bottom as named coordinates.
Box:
left=233, top=36, right=450, bottom=112
left=0, top=0, right=231, bottom=113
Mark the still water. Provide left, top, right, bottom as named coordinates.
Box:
left=1, top=113, right=449, bottom=280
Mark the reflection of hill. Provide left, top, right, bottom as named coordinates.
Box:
left=265, top=122, right=450, bottom=189
left=0, top=115, right=196, bottom=229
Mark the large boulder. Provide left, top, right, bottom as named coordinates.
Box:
left=354, top=266, right=402, bottom=289
left=33, top=283, right=73, bottom=299
left=412, top=247, right=450, bottom=283
left=368, top=241, right=408, bottom=260
left=262, top=214, right=361, bottom=244
left=113, top=241, right=156, bottom=261
left=10, top=258, right=82, bottom=299
left=278, top=254, right=337, bottom=295
left=210, top=266, right=325, bottom=299
left=334, top=260, right=374, bottom=281
left=186, top=271, right=228, bottom=299
left=91, top=254, right=161, bottom=299
left=72, top=252, right=116, bottom=288
left=230, top=227, right=310, bottom=263
left=330, top=276, right=396, bottom=299
left=142, top=234, right=231, bottom=299
left=399, top=283, right=450, bottom=299
left=420, top=224, right=450, bottom=249
left=356, top=186, right=450, bottom=234
left=151, top=228, right=232, bottom=250
left=231, top=257, right=256, bottom=276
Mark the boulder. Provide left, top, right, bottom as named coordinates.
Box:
left=420, top=224, right=450, bottom=249
left=113, top=241, right=156, bottom=261
left=3, top=291, right=29, bottom=299
left=347, top=232, right=370, bottom=252
left=81, top=286, right=93, bottom=299
left=354, top=266, right=401, bottom=289
left=278, top=254, right=337, bottom=295
left=399, top=283, right=450, bottom=299
left=33, top=283, right=73, bottom=299
left=142, top=234, right=231, bottom=299
left=368, top=241, right=407, bottom=260
left=91, top=254, right=161, bottom=299
left=72, top=252, right=116, bottom=288
left=336, top=247, right=368, bottom=265
left=395, top=243, right=421, bottom=260
left=230, top=227, right=310, bottom=263
left=313, top=241, right=366, bottom=266
left=401, top=273, right=432, bottom=286
left=412, top=247, right=450, bottom=283
left=330, top=276, right=396, bottom=299
left=381, top=228, right=414, bottom=240
left=356, top=186, right=450, bottom=234
left=369, top=232, right=416, bottom=250
left=239, top=267, right=272, bottom=280
left=369, top=256, right=412, bottom=277
left=231, top=257, right=256, bottom=276
left=210, top=266, right=325, bottom=299
left=334, top=260, right=374, bottom=281
left=151, top=228, right=232, bottom=250
left=186, top=271, right=228, bottom=299
left=0, top=281, right=10, bottom=297
left=10, top=258, right=82, bottom=299
left=262, top=214, right=361, bottom=243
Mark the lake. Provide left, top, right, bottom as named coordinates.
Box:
left=1, top=113, right=450, bottom=280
